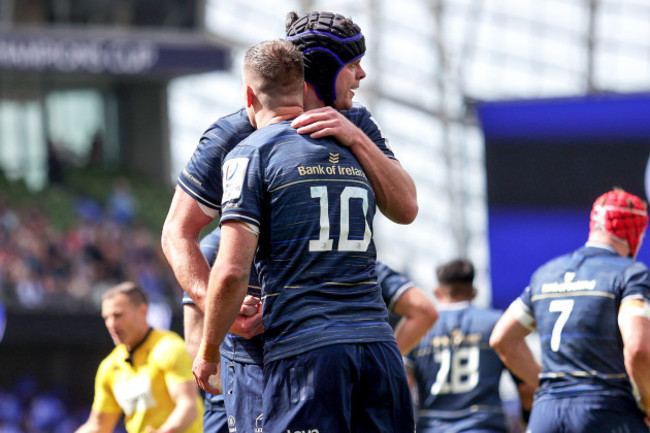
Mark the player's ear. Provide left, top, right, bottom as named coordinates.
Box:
left=303, top=82, right=309, bottom=102
left=246, top=85, right=255, bottom=108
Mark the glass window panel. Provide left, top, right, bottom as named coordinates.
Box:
left=46, top=90, right=104, bottom=165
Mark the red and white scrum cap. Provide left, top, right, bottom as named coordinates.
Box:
left=590, top=189, right=649, bottom=256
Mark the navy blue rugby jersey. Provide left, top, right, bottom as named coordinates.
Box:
left=339, top=102, right=396, bottom=160
left=178, top=108, right=255, bottom=212
left=178, top=103, right=395, bottom=214
left=220, top=120, right=394, bottom=363
left=376, top=261, right=416, bottom=311
left=516, top=243, right=650, bottom=400
left=405, top=302, right=507, bottom=432
left=199, top=228, right=263, bottom=364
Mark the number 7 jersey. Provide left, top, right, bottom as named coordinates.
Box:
left=514, top=243, right=650, bottom=400
left=220, top=120, right=394, bottom=364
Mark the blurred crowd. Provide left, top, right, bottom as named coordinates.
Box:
left=0, top=189, right=181, bottom=315
left=0, top=376, right=126, bottom=433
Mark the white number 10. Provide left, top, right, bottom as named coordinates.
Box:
left=308, top=186, right=371, bottom=252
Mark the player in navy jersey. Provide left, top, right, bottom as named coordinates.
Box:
left=192, top=233, right=436, bottom=431
left=490, top=188, right=650, bottom=432
left=406, top=258, right=531, bottom=433
left=162, top=10, right=419, bottom=433
left=376, top=261, right=439, bottom=355
left=193, top=39, right=414, bottom=432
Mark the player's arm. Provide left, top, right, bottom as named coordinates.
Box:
left=392, top=288, right=438, bottom=355
left=164, top=188, right=262, bottom=339
left=292, top=107, right=418, bottom=224
left=194, top=221, right=258, bottom=395
left=183, top=304, right=203, bottom=359
left=516, top=380, right=535, bottom=426
left=162, top=186, right=214, bottom=311
left=149, top=380, right=200, bottom=433
left=74, top=410, right=120, bottom=433
left=618, top=298, right=650, bottom=420
left=489, top=301, right=541, bottom=388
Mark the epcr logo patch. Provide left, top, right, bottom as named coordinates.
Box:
left=223, top=157, right=250, bottom=202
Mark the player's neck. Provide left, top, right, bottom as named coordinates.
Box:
left=587, top=231, right=630, bottom=257
left=255, top=106, right=303, bottom=128
left=304, top=88, right=326, bottom=111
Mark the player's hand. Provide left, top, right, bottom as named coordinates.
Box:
left=239, top=295, right=260, bottom=317
left=291, top=106, right=360, bottom=147
left=229, top=299, right=264, bottom=339
left=193, top=355, right=222, bottom=395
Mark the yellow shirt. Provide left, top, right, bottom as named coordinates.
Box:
left=91, top=329, right=203, bottom=433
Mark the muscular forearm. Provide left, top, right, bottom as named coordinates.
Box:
left=203, top=269, right=250, bottom=348
left=393, top=316, right=431, bottom=355
left=627, top=352, right=650, bottom=413
left=161, top=188, right=215, bottom=311
left=490, top=309, right=540, bottom=388
left=392, top=288, right=438, bottom=355
left=497, top=339, right=541, bottom=388
left=348, top=133, right=418, bottom=224
left=162, top=233, right=211, bottom=311
left=291, top=108, right=418, bottom=224
left=620, top=314, right=650, bottom=413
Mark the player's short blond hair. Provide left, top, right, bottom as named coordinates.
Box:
left=243, top=39, right=304, bottom=109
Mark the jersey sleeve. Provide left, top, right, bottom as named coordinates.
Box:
left=91, top=357, right=122, bottom=414
left=376, top=261, right=416, bottom=311
left=344, top=104, right=396, bottom=160
left=511, top=286, right=536, bottom=331
left=620, top=261, right=650, bottom=303
left=220, top=145, right=264, bottom=231
left=177, top=111, right=253, bottom=213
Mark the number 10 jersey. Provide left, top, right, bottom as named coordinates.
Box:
left=220, top=120, right=394, bottom=364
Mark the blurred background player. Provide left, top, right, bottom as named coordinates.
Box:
left=193, top=39, right=414, bottom=432
left=406, top=258, right=533, bottom=433
left=75, top=282, right=202, bottom=433
left=376, top=261, right=438, bottom=355
left=161, top=10, right=419, bottom=433
left=490, top=188, right=650, bottom=432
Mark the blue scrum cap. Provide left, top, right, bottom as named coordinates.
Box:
left=286, top=11, right=365, bottom=106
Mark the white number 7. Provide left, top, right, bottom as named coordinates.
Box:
left=549, top=299, right=574, bottom=352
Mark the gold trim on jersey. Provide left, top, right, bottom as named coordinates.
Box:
left=531, top=290, right=615, bottom=302
left=270, top=177, right=370, bottom=193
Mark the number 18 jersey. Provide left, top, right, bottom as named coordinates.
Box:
left=220, top=120, right=394, bottom=364
left=405, top=302, right=508, bottom=432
